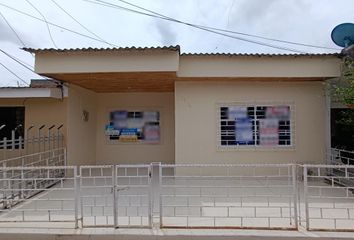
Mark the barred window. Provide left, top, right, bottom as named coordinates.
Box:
left=218, top=105, right=292, bottom=147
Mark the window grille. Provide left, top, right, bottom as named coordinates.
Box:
left=218, top=104, right=292, bottom=147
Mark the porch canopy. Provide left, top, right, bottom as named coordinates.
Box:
left=23, top=46, right=342, bottom=92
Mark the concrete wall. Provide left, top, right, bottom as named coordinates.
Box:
left=0, top=98, right=67, bottom=160
left=67, top=85, right=97, bottom=165
left=36, top=51, right=179, bottom=74
left=178, top=55, right=341, bottom=78
left=175, top=81, right=327, bottom=165
left=95, top=92, right=175, bottom=165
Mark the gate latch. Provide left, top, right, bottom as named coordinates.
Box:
left=111, top=186, right=129, bottom=193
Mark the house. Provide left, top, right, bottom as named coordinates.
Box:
left=0, top=46, right=342, bottom=166
left=1, top=46, right=354, bottom=238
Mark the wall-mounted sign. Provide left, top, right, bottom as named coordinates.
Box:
left=105, top=110, right=160, bottom=143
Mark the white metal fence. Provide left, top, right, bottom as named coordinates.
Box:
left=330, top=148, right=354, bottom=166
left=0, top=125, right=65, bottom=161
left=160, top=164, right=298, bottom=229
left=0, top=148, right=66, bottom=210
left=0, top=148, right=353, bottom=231
left=303, top=164, right=354, bottom=231
left=79, top=164, right=152, bottom=228
left=80, top=165, right=114, bottom=227
left=0, top=166, right=78, bottom=227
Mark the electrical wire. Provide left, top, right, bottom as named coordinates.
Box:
left=83, top=0, right=306, bottom=53
left=0, top=48, right=68, bottom=87
left=50, top=0, right=114, bottom=47
left=0, top=1, right=332, bottom=53
left=111, top=0, right=340, bottom=51
left=25, top=0, right=58, bottom=48
left=0, top=62, right=29, bottom=86
left=0, top=49, right=35, bottom=73
left=0, top=10, right=26, bottom=47
left=0, top=49, right=68, bottom=91
left=0, top=2, right=118, bottom=47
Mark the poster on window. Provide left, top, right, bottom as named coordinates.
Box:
left=259, top=118, right=279, bottom=146
left=235, top=118, right=253, bottom=144
left=105, top=110, right=160, bottom=143
left=266, top=106, right=290, bottom=119
left=228, top=106, right=248, bottom=120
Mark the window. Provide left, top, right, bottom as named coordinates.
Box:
left=105, top=110, right=160, bottom=144
left=218, top=105, right=292, bottom=147
left=0, top=107, right=25, bottom=148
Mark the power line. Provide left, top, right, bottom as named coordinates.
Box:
left=0, top=48, right=46, bottom=77
left=25, top=0, right=58, bottom=48
left=0, top=2, right=119, bottom=47
left=112, top=0, right=340, bottom=51
left=83, top=0, right=306, bottom=53
left=0, top=48, right=46, bottom=79
left=0, top=1, right=331, bottom=53
left=0, top=48, right=68, bottom=87
left=0, top=10, right=26, bottom=47
left=50, top=0, right=114, bottom=47
left=0, top=62, right=29, bottom=86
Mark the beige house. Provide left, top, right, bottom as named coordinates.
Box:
left=0, top=46, right=342, bottom=166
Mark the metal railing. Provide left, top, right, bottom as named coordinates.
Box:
left=330, top=148, right=354, bottom=166
left=80, top=165, right=114, bottom=227
left=0, top=165, right=77, bottom=227
left=0, top=160, right=353, bottom=231
left=79, top=164, right=152, bottom=228
left=303, top=164, right=354, bottom=231
left=0, top=148, right=66, bottom=210
left=159, top=164, right=298, bottom=229
left=0, top=124, right=65, bottom=161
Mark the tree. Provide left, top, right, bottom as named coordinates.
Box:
left=335, top=58, right=354, bottom=107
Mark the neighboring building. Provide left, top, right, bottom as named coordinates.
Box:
left=8, top=46, right=340, bottom=166
left=0, top=80, right=67, bottom=159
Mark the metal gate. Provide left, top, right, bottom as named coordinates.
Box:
left=80, top=165, right=114, bottom=227
left=79, top=164, right=152, bottom=228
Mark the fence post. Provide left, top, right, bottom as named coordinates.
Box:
left=74, top=166, right=79, bottom=228
left=64, top=148, right=67, bottom=167
left=11, top=131, right=15, bottom=150
left=303, top=165, right=309, bottom=230
left=3, top=137, right=7, bottom=160
left=113, top=165, right=118, bottom=228
left=19, top=136, right=23, bottom=157
left=150, top=162, right=161, bottom=228
left=2, top=161, right=7, bottom=209
left=292, top=165, right=298, bottom=229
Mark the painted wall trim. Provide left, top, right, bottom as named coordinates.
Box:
left=0, top=88, right=67, bottom=99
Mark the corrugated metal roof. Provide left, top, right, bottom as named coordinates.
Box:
left=22, top=45, right=181, bottom=54
left=0, top=87, right=30, bottom=89
left=181, top=52, right=341, bottom=57
left=22, top=45, right=341, bottom=57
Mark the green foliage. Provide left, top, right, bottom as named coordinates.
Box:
left=335, top=58, right=354, bottom=105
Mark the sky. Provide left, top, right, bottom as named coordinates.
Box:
left=0, top=0, right=353, bottom=87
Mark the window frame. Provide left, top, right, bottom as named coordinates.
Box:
left=216, top=102, right=295, bottom=150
